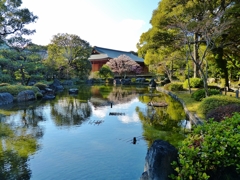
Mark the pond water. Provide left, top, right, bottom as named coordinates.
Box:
left=0, top=85, right=187, bottom=180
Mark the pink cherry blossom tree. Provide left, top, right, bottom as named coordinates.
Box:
left=106, top=54, right=142, bottom=78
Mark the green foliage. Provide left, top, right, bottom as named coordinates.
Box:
left=34, top=82, right=47, bottom=90
left=131, top=78, right=136, bottom=83
left=183, top=78, right=203, bottom=89
left=0, top=45, right=47, bottom=85
left=0, top=85, right=40, bottom=96
left=0, top=0, right=38, bottom=43
left=99, top=65, right=113, bottom=79
left=31, top=74, right=44, bottom=81
left=0, top=73, right=12, bottom=83
left=198, top=95, right=240, bottom=115
left=0, top=83, right=10, bottom=87
left=89, top=71, right=100, bottom=79
left=46, top=33, right=92, bottom=80
left=171, top=113, right=240, bottom=180
left=164, top=82, right=183, bottom=91
left=191, top=89, right=221, bottom=101
left=36, top=91, right=43, bottom=99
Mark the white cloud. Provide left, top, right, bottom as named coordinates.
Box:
left=118, top=112, right=140, bottom=124
left=91, top=107, right=108, bottom=119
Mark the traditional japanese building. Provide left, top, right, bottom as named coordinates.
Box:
left=89, top=46, right=148, bottom=74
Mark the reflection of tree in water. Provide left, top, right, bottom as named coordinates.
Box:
left=91, top=85, right=113, bottom=99
left=0, top=123, right=38, bottom=180
left=20, top=108, right=45, bottom=139
left=136, top=93, right=186, bottom=147
left=51, top=96, right=91, bottom=126
left=107, top=86, right=139, bottom=104
left=0, top=104, right=45, bottom=179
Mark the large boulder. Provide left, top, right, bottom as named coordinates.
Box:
left=140, top=140, right=178, bottom=180
left=49, top=79, right=64, bottom=91
left=136, top=78, right=145, bottom=83
left=62, top=80, right=74, bottom=86
left=0, top=93, right=14, bottom=106
left=17, top=90, right=36, bottom=102
left=121, top=78, right=131, bottom=85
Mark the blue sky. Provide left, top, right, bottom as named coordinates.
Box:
left=21, top=0, right=159, bottom=51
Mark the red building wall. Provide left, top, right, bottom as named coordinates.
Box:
left=90, top=59, right=149, bottom=74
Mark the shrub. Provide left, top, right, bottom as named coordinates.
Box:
left=131, top=78, right=136, bottom=83
left=171, top=113, right=240, bottom=180
left=0, top=85, right=40, bottom=96
left=206, top=104, right=240, bottom=122
left=164, top=82, right=183, bottom=91
left=0, top=83, right=10, bottom=87
left=36, top=92, right=43, bottom=99
left=191, top=89, right=221, bottom=101
left=198, top=95, right=240, bottom=115
left=0, top=74, right=13, bottom=83
left=183, top=78, right=203, bottom=89
left=34, top=82, right=48, bottom=90
left=31, top=74, right=44, bottom=81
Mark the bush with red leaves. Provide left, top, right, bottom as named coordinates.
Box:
left=206, top=104, right=240, bottom=122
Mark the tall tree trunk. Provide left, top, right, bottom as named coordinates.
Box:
left=20, top=65, right=26, bottom=85
left=213, top=47, right=229, bottom=89
left=193, top=33, right=200, bottom=78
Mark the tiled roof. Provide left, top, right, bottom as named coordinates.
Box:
left=89, top=46, right=144, bottom=62
left=88, top=54, right=109, bottom=60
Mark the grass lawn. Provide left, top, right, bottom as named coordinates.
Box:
left=173, top=87, right=239, bottom=120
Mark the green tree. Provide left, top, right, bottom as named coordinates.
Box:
left=0, top=44, right=46, bottom=85
left=46, top=33, right=92, bottom=80
left=138, top=0, right=240, bottom=96
left=0, top=0, right=37, bottom=46
left=211, top=1, right=240, bottom=87
left=99, top=64, right=113, bottom=79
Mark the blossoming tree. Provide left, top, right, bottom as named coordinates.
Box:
left=106, top=54, right=142, bottom=78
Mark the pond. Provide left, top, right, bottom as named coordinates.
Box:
left=0, top=85, right=187, bottom=180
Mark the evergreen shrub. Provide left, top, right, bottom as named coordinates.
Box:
left=191, top=89, right=221, bottom=101
left=198, top=95, right=240, bottom=115
left=171, top=113, right=240, bottom=180
left=0, top=85, right=40, bottom=96
left=34, top=83, right=47, bottom=90
left=0, top=74, right=12, bottom=83
left=183, top=78, right=203, bottom=89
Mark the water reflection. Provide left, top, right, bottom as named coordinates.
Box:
left=51, top=97, right=91, bottom=127
left=0, top=85, right=187, bottom=179
left=0, top=123, right=39, bottom=179
left=137, top=88, right=186, bottom=147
